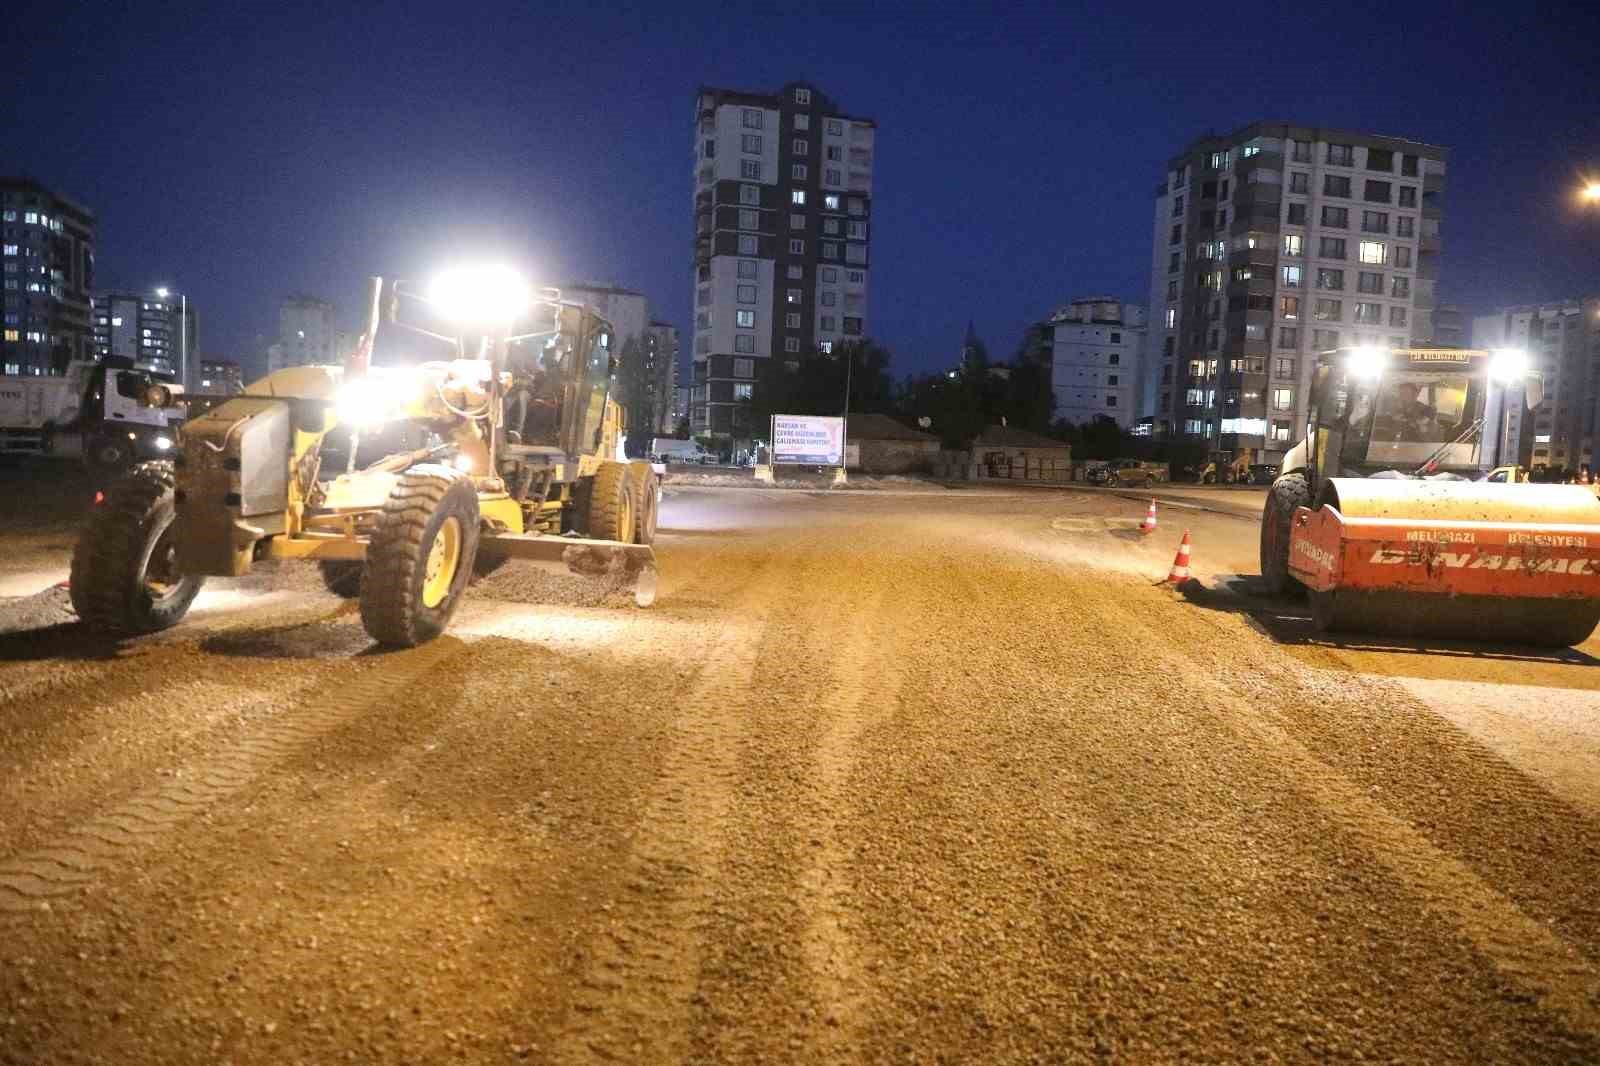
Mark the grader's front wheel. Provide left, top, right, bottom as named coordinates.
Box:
left=359, top=465, right=480, bottom=647
left=70, top=460, right=204, bottom=634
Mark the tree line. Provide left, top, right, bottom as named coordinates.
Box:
left=715, top=333, right=1203, bottom=465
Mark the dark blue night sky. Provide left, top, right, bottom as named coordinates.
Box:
left=7, top=0, right=1599, bottom=379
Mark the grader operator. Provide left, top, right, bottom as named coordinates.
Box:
left=70, top=267, right=660, bottom=647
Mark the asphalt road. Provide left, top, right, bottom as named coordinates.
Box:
left=2, top=474, right=1599, bottom=1063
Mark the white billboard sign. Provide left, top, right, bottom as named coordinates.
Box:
left=771, top=414, right=845, bottom=466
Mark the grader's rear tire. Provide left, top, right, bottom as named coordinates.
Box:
left=318, top=560, right=363, bottom=598
left=586, top=461, right=636, bottom=543
left=359, top=465, right=480, bottom=647
left=1259, top=472, right=1311, bottom=596
left=627, top=461, right=658, bottom=544
left=70, top=460, right=204, bottom=634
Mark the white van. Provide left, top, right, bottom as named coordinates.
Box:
left=651, top=438, right=715, bottom=464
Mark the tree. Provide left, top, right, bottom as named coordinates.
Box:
left=749, top=339, right=896, bottom=433
left=613, top=334, right=656, bottom=457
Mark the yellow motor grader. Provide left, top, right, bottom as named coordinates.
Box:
left=70, top=268, right=660, bottom=646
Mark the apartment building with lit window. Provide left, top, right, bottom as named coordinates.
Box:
left=1473, top=298, right=1600, bottom=473
left=1, top=177, right=95, bottom=376
left=267, top=295, right=338, bottom=373
left=690, top=82, right=875, bottom=441
left=1138, top=123, right=1447, bottom=462
left=1042, top=297, right=1147, bottom=428
left=92, top=290, right=195, bottom=379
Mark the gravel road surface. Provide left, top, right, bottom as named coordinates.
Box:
left=2, top=476, right=1598, bottom=1063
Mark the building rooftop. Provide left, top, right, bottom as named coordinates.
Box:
left=973, top=424, right=1069, bottom=450
left=847, top=412, right=936, bottom=442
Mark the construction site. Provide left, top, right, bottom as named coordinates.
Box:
left=1, top=452, right=1598, bottom=1062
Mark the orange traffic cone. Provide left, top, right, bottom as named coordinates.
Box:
left=1164, top=530, right=1192, bottom=584
left=1139, top=499, right=1158, bottom=535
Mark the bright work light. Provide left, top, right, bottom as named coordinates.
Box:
left=1347, top=346, right=1386, bottom=380
left=335, top=369, right=418, bottom=427
left=1488, top=348, right=1529, bottom=384
left=428, top=265, right=531, bottom=326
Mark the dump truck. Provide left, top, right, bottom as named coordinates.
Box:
left=1, top=357, right=184, bottom=466
left=70, top=269, right=660, bottom=647
left=1259, top=346, right=1600, bottom=646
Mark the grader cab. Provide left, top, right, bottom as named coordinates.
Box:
left=70, top=268, right=660, bottom=647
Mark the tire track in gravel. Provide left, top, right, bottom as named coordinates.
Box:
left=547, top=546, right=787, bottom=1062
left=0, top=599, right=355, bottom=735
left=0, top=633, right=471, bottom=914
left=1097, top=574, right=1600, bottom=1044
left=786, top=537, right=944, bottom=1057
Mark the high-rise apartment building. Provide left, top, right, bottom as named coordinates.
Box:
left=690, top=82, right=876, bottom=442
left=92, top=290, right=195, bottom=378
left=1473, top=298, right=1600, bottom=473
left=645, top=320, right=680, bottom=435
left=1138, top=123, right=1446, bottom=462
left=1041, top=297, right=1147, bottom=428
left=268, top=295, right=338, bottom=373
left=1, top=177, right=96, bottom=375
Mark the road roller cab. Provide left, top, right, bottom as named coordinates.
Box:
left=1260, top=345, right=1600, bottom=647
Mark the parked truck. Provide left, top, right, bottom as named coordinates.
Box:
left=0, top=357, right=184, bottom=468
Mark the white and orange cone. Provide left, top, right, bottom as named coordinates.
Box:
left=1164, top=530, right=1193, bottom=584
left=1139, top=499, right=1158, bottom=535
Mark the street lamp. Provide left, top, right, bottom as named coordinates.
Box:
left=155, top=286, right=188, bottom=387
left=1583, top=181, right=1600, bottom=203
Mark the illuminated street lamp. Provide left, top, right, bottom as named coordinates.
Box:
left=155, top=286, right=188, bottom=387
left=1583, top=181, right=1600, bottom=203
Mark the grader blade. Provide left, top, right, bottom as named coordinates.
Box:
left=479, top=533, right=659, bottom=607
left=1287, top=479, right=1600, bottom=647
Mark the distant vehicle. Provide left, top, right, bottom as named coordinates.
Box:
left=1245, top=463, right=1278, bottom=485
left=1, top=357, right=183, bottom=469
left=1099, top=458, right=1168, bottom=487
left=1085, top=463, right=1116, bottom=486
left=651, top=437, right=715, bottom=464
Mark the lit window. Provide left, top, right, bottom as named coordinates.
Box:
left=2, top=329, right=16, bottom=341
left=111, top=316, right=122, bottom=326
left=1281, top=234, right=1302, bottom=256
left=791, top=189, right=806, bottom=205
left=1164, top=307, right=1176, bottom=329
left=736, top=310, right=755, bottom=328
left=823, top=194, right=840, bottom=211
left=1, top=245, right=14, bottom=256
left=23, top=213, right=37, bottom=224
left=1281, top=265, right=1302, bottom=288
left=786, top=288, right=802, bottom=304
left=818, top=341, right=833, bottom=353
left=1358, top=241, right=1387, bottom=265
left=735, top=383, right=753, bottom=400
left=1272, top=387, right=1293, bottom=411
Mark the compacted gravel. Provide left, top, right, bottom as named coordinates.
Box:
left=1, top=482, right=1598, bottom=1064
